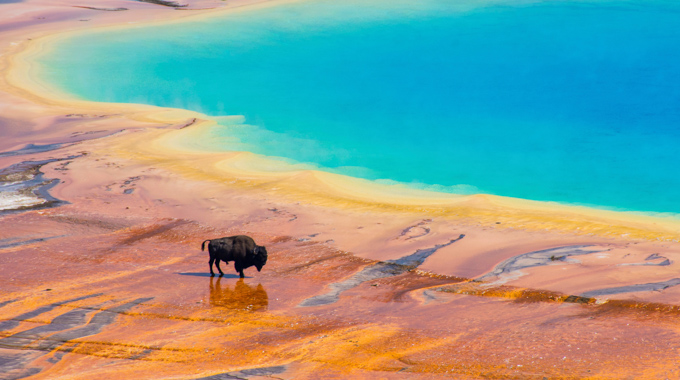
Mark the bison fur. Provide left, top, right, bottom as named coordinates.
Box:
left=201, top=235, right=268, bottom=278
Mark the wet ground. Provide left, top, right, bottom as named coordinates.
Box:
left=0, top=156, right=77, bottom=215
left=2, top=200, right=680, bottom=379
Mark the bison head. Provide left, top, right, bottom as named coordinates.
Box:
left=254, top=245, right=268, bottom=272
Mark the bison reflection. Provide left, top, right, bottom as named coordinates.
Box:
left=209, top=277, right=268, bottom=311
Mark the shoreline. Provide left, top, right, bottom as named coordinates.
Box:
left=127, top=121, right=680, bottom=243
left=3, top=1, right=680, bottom=378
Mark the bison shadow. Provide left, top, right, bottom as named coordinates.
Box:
left=209, top=277, right=268, bottom=311
left=177, top=272, right=249, bottom=279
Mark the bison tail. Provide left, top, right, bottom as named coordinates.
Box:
left=201, top=240, right=211, bottom=251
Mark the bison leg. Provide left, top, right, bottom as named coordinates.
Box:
left=215, top=259, right=224, bottom=276
left=209, top=256, right=215, bottom=277
left=235, top=263, right=245, bottom=278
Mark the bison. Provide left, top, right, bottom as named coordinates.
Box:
left=201, top=235, right=268, bottom=278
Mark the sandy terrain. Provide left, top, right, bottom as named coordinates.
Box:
left=1, top=0, right=680, bottom=378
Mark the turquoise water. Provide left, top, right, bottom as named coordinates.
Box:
left=39, top=0, right=680, bottom=214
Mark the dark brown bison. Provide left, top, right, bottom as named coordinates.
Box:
left=201, top=235, right=268, bottom=278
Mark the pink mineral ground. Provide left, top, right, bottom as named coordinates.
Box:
left=1, top=1, right=680, bottom=379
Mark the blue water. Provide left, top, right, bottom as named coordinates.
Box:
left=39, top=0, right=680, bottom=214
